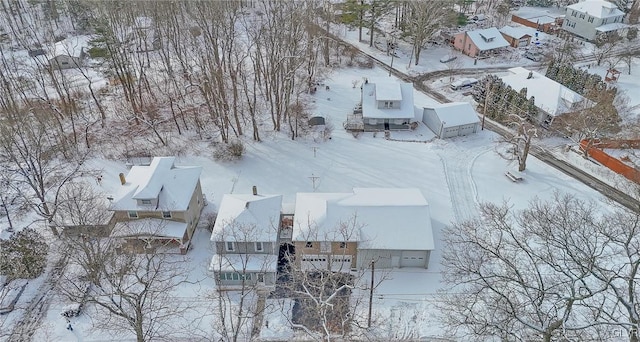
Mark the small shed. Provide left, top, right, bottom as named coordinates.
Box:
left=422, top=102, right=480, bottom=138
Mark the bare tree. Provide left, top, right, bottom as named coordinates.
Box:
left=405, top=0, right=455, bottom=66
left=496, top=114, right=536, bottom=172
left=0, top=109, right=89, bottom=236
left=592, top=32, right=623, bottom=66
left=439, top=193, right=610, bottom=342
left=59, top=221, right=193, bottom=342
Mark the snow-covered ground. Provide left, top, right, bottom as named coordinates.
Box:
left=3, top=13, right=640, bottom=340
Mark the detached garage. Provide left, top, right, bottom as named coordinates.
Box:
left=423, top=102, right=481, bottom=139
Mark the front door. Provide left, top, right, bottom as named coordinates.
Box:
left=384, top=119, right=390, bottom=130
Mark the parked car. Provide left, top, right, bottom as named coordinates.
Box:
left=524, top=50, right=543, bottom=62
left=440, top=55, right=457, bottom=63
left=450, top=78, right=478, bottom=90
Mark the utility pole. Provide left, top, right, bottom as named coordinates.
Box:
left=368, top=259, right=375, bottom=328
left=309, top=174, right=320, bottom=191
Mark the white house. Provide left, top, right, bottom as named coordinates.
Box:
left=361, top=79, right=416, bottom=131
left=292, top=188, right=435, bottom=271
left=209, top=191, right=282, bottom=290
left=562, top=0, right=626, bottom=41
left=46, top=36, right=89, bottom=70
left=109, top=157, right=204, bottom=253
left=422, top=102, right=481, bottom=138
left=500, top=67, right=594, bottom=126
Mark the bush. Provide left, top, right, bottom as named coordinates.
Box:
left=0, top=228, right=49, bottom=281
left=213, top=140, right=245, bottom=161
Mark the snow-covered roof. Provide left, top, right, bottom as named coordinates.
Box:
left=211, top=194, right=283, bottom=243
left=111, top=218, right=187, bottom=239
left=293, top=188, right=435, bottom=251
left=595, top=22, right=629, bottom=32
left=466, top=27, right=510, bottom=51
left=110, top=157, right=202, bottom=211
left=210, top=253, right=278, bottom=272
left=46, top=35, right=90, bottom=59
left=424, top=102, right=480, bottom=128
left=499, top=26, right=533, bottom=39
left=512, top=6, right=565, bottom=21
left=500, top=67, right=592, bottom=117
left=362, top=81, right=415, bottom=119
left=567, top=0, right=624, bottom=18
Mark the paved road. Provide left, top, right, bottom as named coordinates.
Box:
left=329, top=30, right=640, bottom=212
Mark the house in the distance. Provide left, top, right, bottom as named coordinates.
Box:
left=109, top=157, right=204, bottom=254
left=46, top=36, right=89, bottom=70
left=500, top=67, right=594, bottom=126
left=511, top=6, right=565, bottom=33
left=499, top=26, right=532, bottom=48
left=360, top=79, right=415, bottom=131
left=562, top=0, right=626, bottom=41
left=209, top=189, right=282, bottom=290
left=422, top=102, right=481, bottom=138
left=453, top=27, right=510, bottom=58
left=292, top=188, right=435, bottom=271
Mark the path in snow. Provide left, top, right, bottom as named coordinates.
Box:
left=7, top=244, right=70, bottom=342
left=437, top=144, right=491, bottom=223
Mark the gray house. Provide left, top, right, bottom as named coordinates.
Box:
left=209, top=191, right=282, bottom=290
left=562, top=0, right=626, bottom=41
left=422, top=102, right=480, bottom=138
left=46, top=37, right=88, bottom=70
left=360, top=80, right=415, bottom=131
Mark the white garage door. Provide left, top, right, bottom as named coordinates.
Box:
left=457, top=124, right=477, bottom=136
left=300, top=254, right=328, bottom=271
left=330, top=255, right=353, bottom=272
left=401, top=251, right=427, bottom=268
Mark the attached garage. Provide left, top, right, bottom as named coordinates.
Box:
left=422, top=102, right=481, bottom=139
left=401, top=251, right=429, bottom=268
left=300, top=254, right=328, bottom=271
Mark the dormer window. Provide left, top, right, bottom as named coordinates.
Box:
left=141, top=199, right=151, bottom=205
left=384, top=101, right=393, bottom=108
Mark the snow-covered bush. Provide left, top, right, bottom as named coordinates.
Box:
left=0, top=228, right=49, bottom=281
left=60, top=303, right=82, bottom=318
left=213, top=140, right=245, bottom=161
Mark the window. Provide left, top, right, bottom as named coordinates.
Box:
left=588, top=17, right=594, bottom=23
left=571, top=10, right=577, bottom=17
left=468, top=43, right=471, bottom=50
left=226, top=241, right=235, bottom=251
left=305, top=241, right=313, bottom=248
left=162, top=211, right=171, bottom=218
left=257, top=273, right=265, bottom=283
left=603, top=18, right=608, bottom=24
left=579, top=13, right=585, bottom=19
left=384, top=101, right=393, bottom=108
left=339, top=242, right=347, bottom=249
left=141, top=199, right=151, bottom=205
left=128, top=211, right=138, bottom=218
left=255, top=242, right=264, bottom=252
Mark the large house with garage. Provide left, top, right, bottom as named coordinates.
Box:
left=562, top=0, right=626, bottom=41
left=292, top=188, right=435, bottom=271
left=500, top=67, right=594, bottom=126
left=360, top=79, right=416, bottom=131
left=209, top=189, right=282, bottom=290
left=109, top=157, right=204, bottom=254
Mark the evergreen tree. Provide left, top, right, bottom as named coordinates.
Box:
left=0, top=228, right=49, bottom=281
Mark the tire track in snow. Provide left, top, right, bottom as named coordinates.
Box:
left=438, top=145, right=491, bottom=223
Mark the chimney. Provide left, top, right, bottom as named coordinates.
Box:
left=252, top=185, right=258, bottom=196
left=119, top=172, right=126, bottom=185
left=527, top=71, right=533, bottom=79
